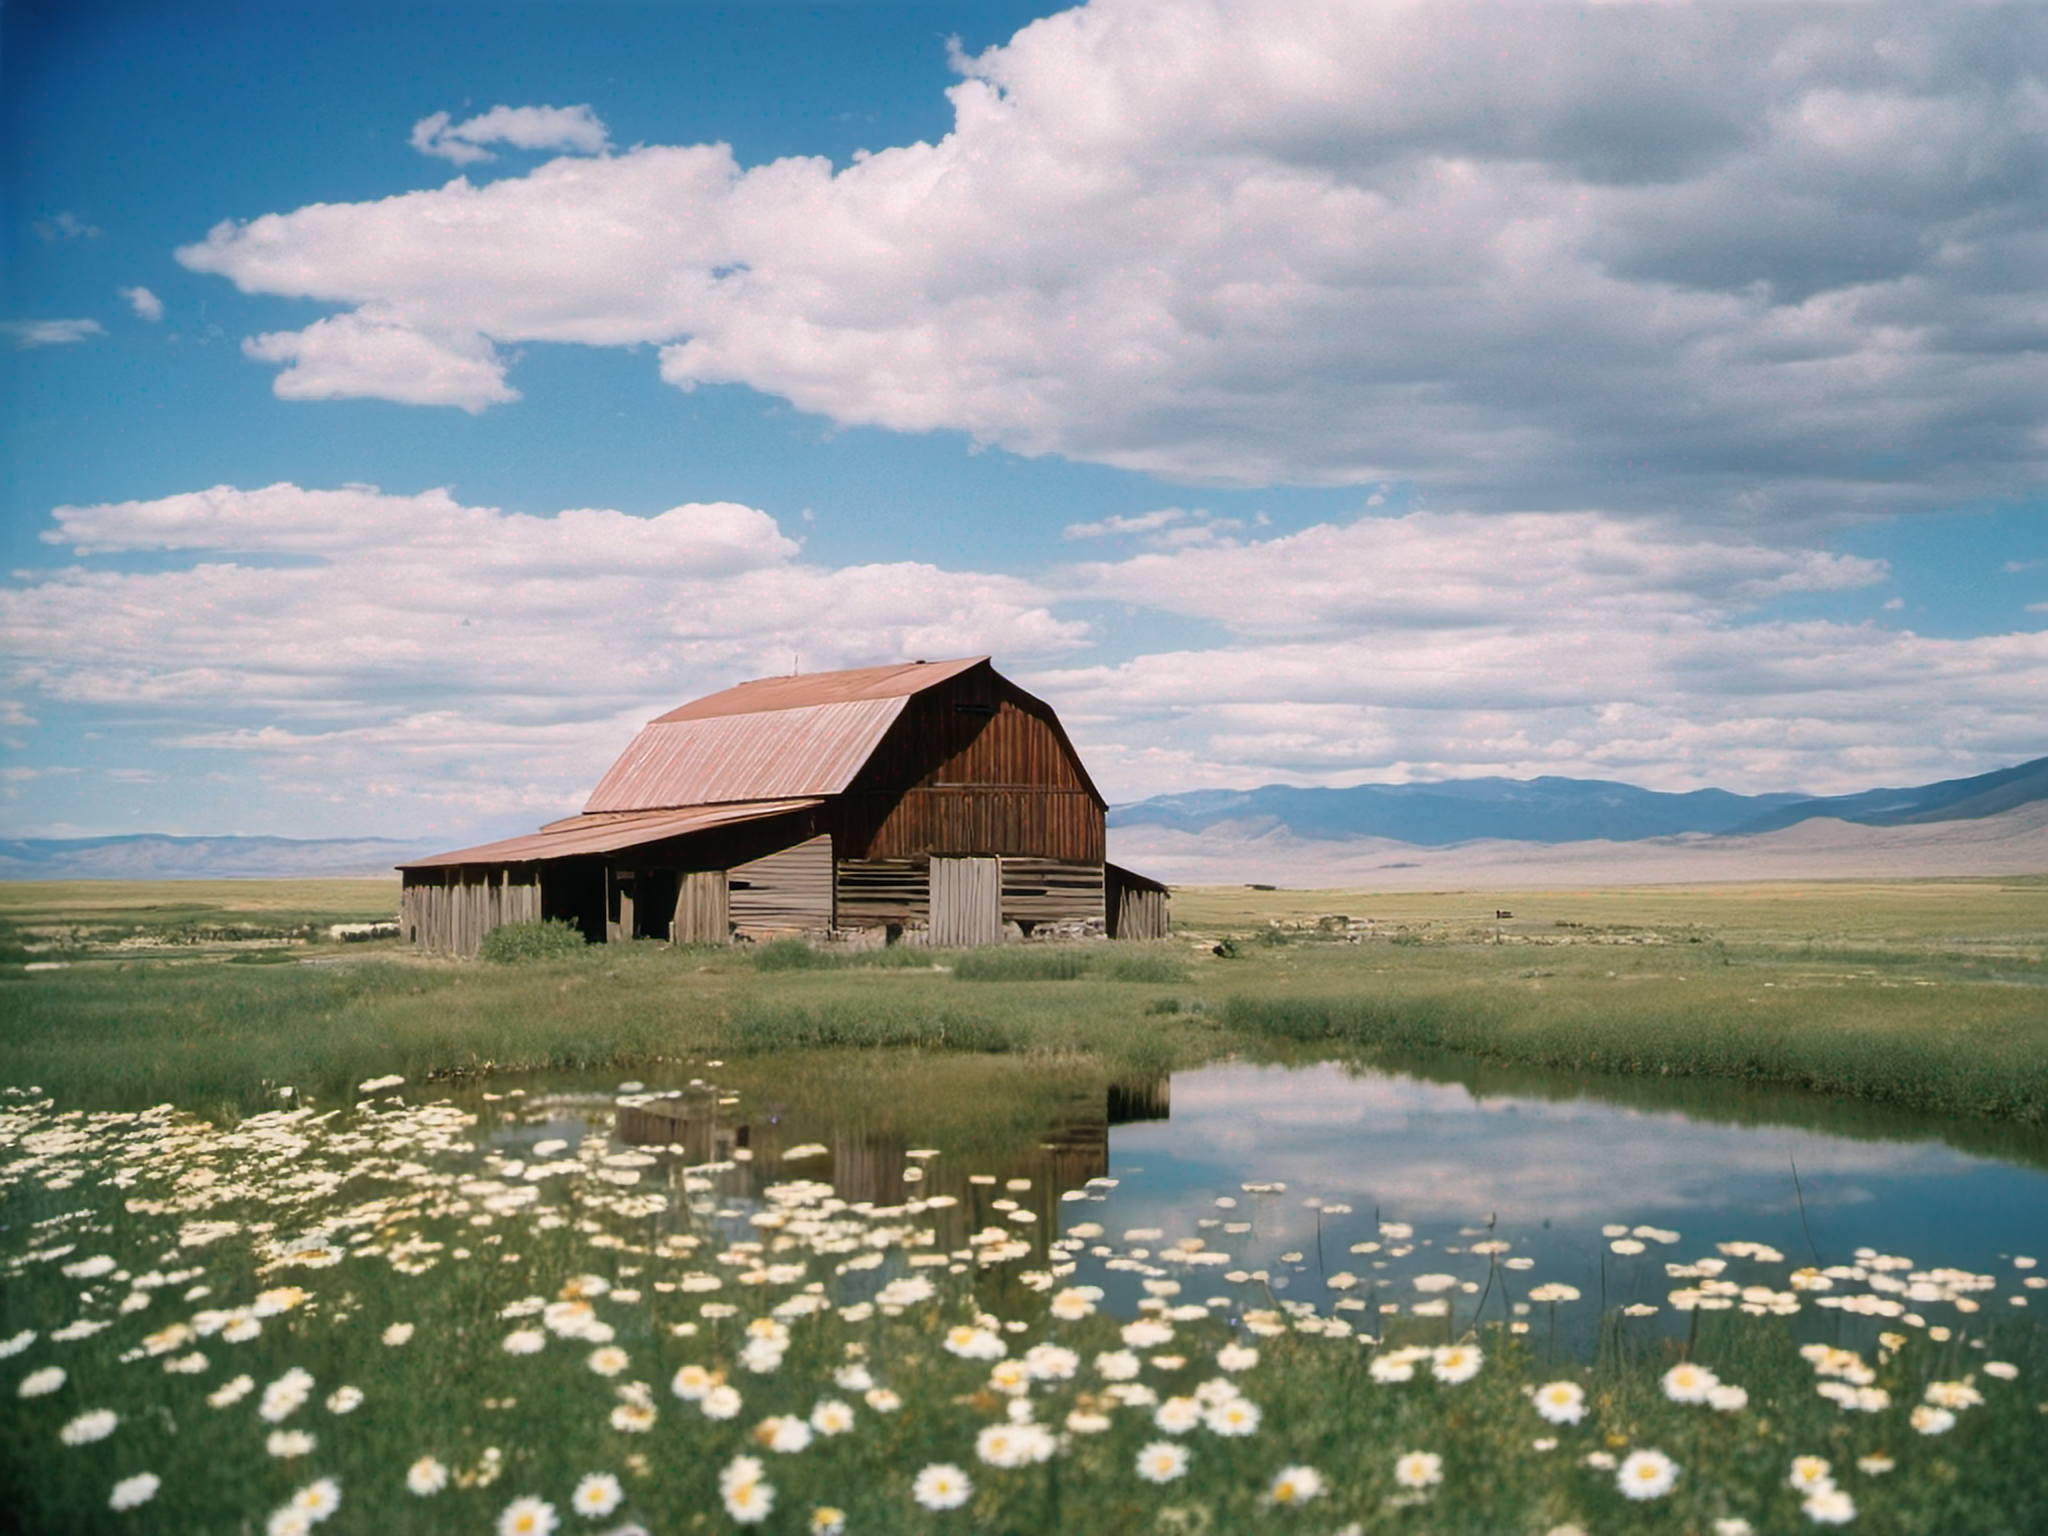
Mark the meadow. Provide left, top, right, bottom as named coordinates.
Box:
left=3, top=877, right=2045, bottom=1533
left=1, top=877, right=2043, bottom=1125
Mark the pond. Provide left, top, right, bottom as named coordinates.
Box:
left=6, top=1050, right=2044, bottom=1534
left=497, top=1050, right=2048, bottom=1350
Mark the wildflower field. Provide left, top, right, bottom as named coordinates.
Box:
left=4, top=1068, right=2045, bottom=1536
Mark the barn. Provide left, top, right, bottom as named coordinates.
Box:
left=398, top=657, right=1169, bottom=955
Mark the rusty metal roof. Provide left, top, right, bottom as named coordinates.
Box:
left=653, top=657, right=986, bottom=722
left=398, top=799, right=819, bottom=869
left=585, top=658, right=990, bottom=813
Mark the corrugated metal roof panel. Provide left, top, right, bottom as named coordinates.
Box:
left=399, top=799, right=820, bottom=869
left=654, top=656, right=986, bottom=722
left=584, top=698, right=910, bottom=812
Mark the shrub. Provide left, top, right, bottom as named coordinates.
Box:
left=477, top=919, right=588, bottom=962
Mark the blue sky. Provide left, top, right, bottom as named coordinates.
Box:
left=4, top=0, right=2044, bottom=842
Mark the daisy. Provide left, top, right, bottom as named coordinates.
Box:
left=406, top=1457, right=449, bottom=1496
left=0, top=1331, right=36, bottom=1359
left=325, top=1387, right=363, bottom=1414
left=1533, top=1381, right=1586, bottom=1425
left=571, top=1473, right=623, bottom=1518
left=497, top=1495, right=559, bottom=1536
left=61, top=1410, right=118, bottom=1446
left=913, top=1463, right=973, bottom=1510
left=1095, top=1351, right=1141, bottom=1381
left=1661, top=1363, right=1719, bottom=1404
left=1616, top=1449, right=1679, bottom=1500
left=587, top=1347, right=630, bottom=1377
left=863, top=1387, right=902, bottom=1414
left=1268, top=1465, right=1325, bottom=1506
left=1803, top=1488, right=1857, bottom=1525
left=755, top=1415, right=813, bottom=1454
left=810, top=1509, right=847, bottom=1535
left=381, top=1323, right=414, bottom=1347
left=1136, top=1442, right=1189, bottom=1483
left=671, top=1365, right=714, bottom=1400
left=609, top=1403, right=656, bottom=1433
left=1395, top=1451, right=1443, bottom=1489
left=1049, top=1288, right=1101, bottom=1320
left=1432, top=1345, right=1483, bottom=1383
left=1204, top=1397, right=1261, bottom=1436
left=266, top=1510, right=313, bottom=1536
left=809, top=1399, right=856, bottom=1436
left=1216, top=1344, right=1259, bottom=1373
left=943, top=1327, right=1005, bottom=1361
left=1707, top=1383, right=1749, bottom=1412
left=18, top=1366, right=65, bottom=1398
left=1857, top=1452, right=1896, bottom=1475
left=108, top=1473, right=160, bottom=1512
left=720, top=1459, right=774, bottom=1525
left=1153, top=1396, right=1202, bottom=1435
left=290, top=1478, right=341, bottom=1523
left=1910, top=1405, right=1955, bottom=1435
left=207, top=1375, right=254, bottom=1408
left=502, top=1330, right=546, bottom=1356
left=1022, top=1343, right=1080, bottom=1380
left=266, top=1430, right=316, bottom=1459
left=1787, top=1457, right=1834, bottom=1493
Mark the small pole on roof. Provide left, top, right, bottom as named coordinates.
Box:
left=791, top=654, right=799, bottom=675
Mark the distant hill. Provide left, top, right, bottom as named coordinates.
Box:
left=1109, top=756, right=2048, bottom=847
left=0, top=835, right=427, bottom=881
left=1723, top=756, right=2048, bottom=835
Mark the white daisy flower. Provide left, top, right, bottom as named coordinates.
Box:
left=1136, top=1441, right=1189, bottom=1483
left=913, top=1463, right=973, bottom=1509
left=1616, top=1449, right=1679, bottom=1500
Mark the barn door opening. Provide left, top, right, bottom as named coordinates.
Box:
left=930, top=855, right=1002, bottom=947
left=672, top=870, right=731, bottom=945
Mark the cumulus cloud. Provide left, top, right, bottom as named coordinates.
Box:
left=177, top=1, right=2048, bottom=521
left=1034, top=511, right=2046, bottom=796
left=2, top=484, right=1085, bottom=821
left=410, top=104, right=610, bottom=165
left=6, top=489, right=2042, bottom=829
left=242, top=313, right=517, bottom=411
left=120, top=286, right=164, bottom=322
left=8, top=319, right=105, bottom=348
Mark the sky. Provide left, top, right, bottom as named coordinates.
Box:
left=3, top=0, right=2045, bottom=845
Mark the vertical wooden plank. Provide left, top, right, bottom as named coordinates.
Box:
left=672, top=870, right=731, bottom=944
left=931, top=855, right=1002, bottom=946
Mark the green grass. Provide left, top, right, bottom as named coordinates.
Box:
left=2, top=878, right=2044, bottom=1133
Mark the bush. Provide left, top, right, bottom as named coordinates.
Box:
left=477, top=919, right=588, bottom=962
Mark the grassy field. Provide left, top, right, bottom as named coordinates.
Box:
left=1, top=877, right=2043, bottom=1128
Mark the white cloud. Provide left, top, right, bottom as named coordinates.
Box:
left=2, top=484, right=1085, bottom=824
left=410, top=104, right=610, bottom=165
left=119, top=286, right=164, bottom=322
left=7, top=490, right=2043, bottom=833
left=242, top=313, right=517, bottom=411
left=175, top=1, right=2048, bottom=521
left=8, top=319, right=105, bottom=348
left=1031, top=511, right=2045, bottom=797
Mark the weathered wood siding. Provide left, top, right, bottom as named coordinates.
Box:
left=673, top=870, right=730, bottom=944
left=1000, top=857, right=1104, bottom=929
left=835, top=858, right=928, bottom=929
left=837, top=677, right=1106, bottom=862
left=929, top=855, right=1003, bottom=947
left=728, top=834, right=834, bottom=936
left=1105, top=864, right=1170, bottom=940
left=401, top=868, right=541, bottom=956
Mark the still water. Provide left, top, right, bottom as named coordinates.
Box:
left=491, top=1050, right=2048, bottom=1336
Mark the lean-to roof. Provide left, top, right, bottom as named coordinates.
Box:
left=398, top=799, right=819, bottom=869
left=584, top=657, right=990, bottom=813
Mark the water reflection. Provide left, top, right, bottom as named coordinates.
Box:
left=473, top=1050, right=2046, bottom=1343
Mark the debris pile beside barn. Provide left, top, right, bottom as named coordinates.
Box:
left=400, top=657, right=1168, bottom=955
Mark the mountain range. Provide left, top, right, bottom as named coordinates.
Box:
left=3, top=756, right=2042, bottom=882
left=1108, top=755, right=2048, bottom=847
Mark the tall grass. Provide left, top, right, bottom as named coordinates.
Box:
left=1223, top=985, right=2048, bottom=1122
